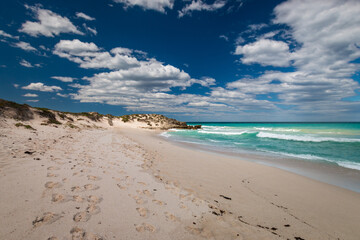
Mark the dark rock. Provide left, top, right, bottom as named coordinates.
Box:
left=219, top=194, right=232, bottom=200
left=25, top=151, right=35, bottom=155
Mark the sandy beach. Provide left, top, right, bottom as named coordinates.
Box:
left=1, top=109, right=360, bottom=240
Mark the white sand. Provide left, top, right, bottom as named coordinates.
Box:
left=1, top=115, right=360, bottom=240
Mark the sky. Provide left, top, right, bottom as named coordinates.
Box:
left=0, top=0, right=360, bottom=122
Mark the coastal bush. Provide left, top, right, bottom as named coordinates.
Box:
left=121, top=115, right=130, bottom=122
left=0, top=99, right=33, bottom=120
left=36, top=108, right=61, bottom=125
left=15, top=122, right=36, bottom=130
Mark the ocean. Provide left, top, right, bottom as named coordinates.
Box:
left=161, top=123, right=360, bottom=171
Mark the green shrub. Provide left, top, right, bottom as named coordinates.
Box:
left=15, top=122, right=36, bottom=130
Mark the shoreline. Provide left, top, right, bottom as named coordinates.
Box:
left=120, top=127, right=360, bottom=239
left=159, top=131, right=360, bottom=193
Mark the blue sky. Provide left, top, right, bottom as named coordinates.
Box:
left=1, top=0, right=360, bottom=121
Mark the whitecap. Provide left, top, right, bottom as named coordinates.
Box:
left=198, top=130, right=247, bottom=135
left=256, top=132, right=360, bottom=143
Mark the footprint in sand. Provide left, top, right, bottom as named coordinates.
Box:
left=179, top=202, right=188, bottom=209
left=112, top=177, right=122, bottom=182
left=136, top=207, right=148, bottom=218
left=73, top=211, right=91, bottom=222
left=47, top=173, right=58, bottom=177
left=164, top=212, right=179, bottom=222
left=52, top=193, right=70, bottom=203
left=32, top=212, right=62, bottom=227
left=73, top=195, right=85, bottom=203
left=135, top=223, right=156, bottom=233
left=71, top=186, right=83, bottom=192
left=136, top=189, right=153, bottom=197
left=70, top=227, right=86, bottom=240
left=87, top=175, right=101, bottom=181
left=47, top=237, right=58, bottom=240
left=45, top=181, right=62, bottom=189
left=185, top=226, right=203, bottom=235
left=130, top=195, right=147, bottom=205
left=152, top=199, right=166, bottom=206
left=137, top=182, right=147, bottom=186
left=86, top=204, right=101, bottom=215
left=84, top=232, right=105, bottom=240
left=117, top=183, right=127, bottom=190
left=47, top=166, right=60, bottom=171
left=87, top=195, right=102, bottom=204
left=84, top=184, right=100, bottom=191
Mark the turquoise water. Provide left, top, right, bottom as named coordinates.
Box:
left=161, top=123, right=360, bottom=171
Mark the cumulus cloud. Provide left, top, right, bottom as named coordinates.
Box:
left=23, top=93, right=38, bottom=97
left=113, top=0, right=174, bottom=13
left=19, top=5, right=83, bottom=37
left=80, top=59, right=192, bottom=94
left=14, top=41, right=37, bottom=52
left=235, top=39, right=291, bottom=67
left=229, top=0, right=360, bottom=118
left=178, top=0, right=226, bottom=17
left=76, top=12, right=95, bottom=21
left=51, top=76, right=76, bottom=82
left=53, top=39, right=140, bottom=70
left=22, top=82, right=62, bottom=92
left=52, top=39, right=221, bottom=112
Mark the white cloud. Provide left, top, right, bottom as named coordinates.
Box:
left=227, top=0, right=360, bottom=119
left=23, top=93, right=38, bottom=97
left=273, top=0, right=360, bottom=75
left=76, top=12, right=95, bottom=21
left=53, top=39, right=140, bottom=70
left=80, top=59, right=192, bottom=94
left=113, top=0, right=174, bottom=13
left=19, top=5, right=83, bottom=37
left=51, top=76, right=76, bottom=82
left=0, top=30, right=19, bottom=39
left=235, top=39, right=291, bottom=67
left=179, top=0, right=227, bottom=17
left=56, top=93, right=68, bottom=97
left=219, top=35, right=228, bottom=41
left=53, top=39, right=99, bottom=54
left=14, top=41, right=37, bottom=52
left=22, top=82, right=62, bottom=92
left=52, top=39, right=221, bottom=112
left=19, top=59, right=34, bottom=68
left=83, top=24, right=97, bottom=35
left=26, top=99, right=39, bottom=102
left=248, top=23, right=267, bottom=31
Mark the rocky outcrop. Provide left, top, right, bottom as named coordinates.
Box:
left=119, top=114, right=201, bottom=130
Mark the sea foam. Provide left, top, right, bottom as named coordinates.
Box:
left=256, top=132, right=360, bottom=143
left=198, top=130, right=247, bottom=135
